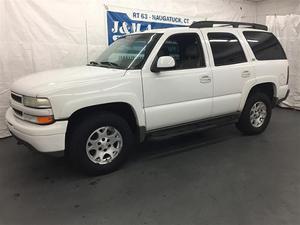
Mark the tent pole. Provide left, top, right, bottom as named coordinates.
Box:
left=85, top=20, right=89, bottom=64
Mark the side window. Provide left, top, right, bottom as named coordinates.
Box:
left=208, top=32, right=247, bottom=66
left=243, top=31, right=287, bottom=60
left=156, top=33, right=205, bottom=70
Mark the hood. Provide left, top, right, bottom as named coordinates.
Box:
left=11, top=66, right=126, bottom=96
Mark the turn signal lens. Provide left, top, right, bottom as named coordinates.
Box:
left=23, top=114, right=54, bottom=125
left=36, top=116, right=54, bottom=125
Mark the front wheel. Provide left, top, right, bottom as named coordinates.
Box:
left=236, top=92, right=272, bottom=135
left=68, top=112, right=134, bottom=175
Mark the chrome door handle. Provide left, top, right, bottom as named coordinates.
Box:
left=200, top=76, right=212, bottom=84
left=241, top=71, right=251, bottom=78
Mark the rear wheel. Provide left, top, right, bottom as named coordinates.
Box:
left=68, top=112, right=134, bottom=175
left=236, top=92, right=272, bottom=135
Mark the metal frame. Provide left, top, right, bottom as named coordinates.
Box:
left=190, top=21, right=268, bottom=31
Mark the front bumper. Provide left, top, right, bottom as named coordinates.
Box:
left=5, top=107, right=67, bottom=153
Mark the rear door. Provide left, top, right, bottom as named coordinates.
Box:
left=202, top=30, right=255, bottom=116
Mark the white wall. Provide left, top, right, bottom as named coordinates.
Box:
left=103, top=0, right=257, bottom=22
left=255, top=0, right=300, bottom=109
left=256, top=0, right=300, bottom=24
left=0, top=0, right=257, bottom=138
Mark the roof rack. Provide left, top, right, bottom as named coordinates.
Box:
left=190, top=21, right=268, bottom=31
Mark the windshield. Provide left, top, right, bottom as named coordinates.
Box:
left=90, top=33, right=162, bottom=70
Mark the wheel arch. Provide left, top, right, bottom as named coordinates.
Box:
left=239, top=82, right=278, bottom=111
left=65, top=102, right=145, bottom=151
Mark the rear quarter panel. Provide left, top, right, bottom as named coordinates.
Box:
left=239, top=59, right=289, bottom=110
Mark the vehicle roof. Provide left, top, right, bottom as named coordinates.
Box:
left=132, top=26, right=270, bottom=35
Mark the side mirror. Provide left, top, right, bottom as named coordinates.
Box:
left=152, top=56, right=175, bottom=72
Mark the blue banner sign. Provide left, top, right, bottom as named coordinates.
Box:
left=107, top=10, right=193, bottom=44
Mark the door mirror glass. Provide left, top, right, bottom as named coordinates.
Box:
left=156, top=56, right=175, bottom=70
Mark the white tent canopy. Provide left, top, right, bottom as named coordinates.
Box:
left=267, top=15, right=300, bottom=109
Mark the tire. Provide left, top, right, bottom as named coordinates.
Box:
left=68, top=112, right=134, bottom=175
left=236, top=92, right=272, bottom=135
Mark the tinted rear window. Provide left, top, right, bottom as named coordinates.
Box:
left=208, top=33, right=247, bottom=66
left=243, top=31, right=287, bottom=60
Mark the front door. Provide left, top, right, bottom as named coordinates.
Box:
left=142, top=31, right=213, bottom=131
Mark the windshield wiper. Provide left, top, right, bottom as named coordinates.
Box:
left=100, top=61, right=122, bottom=69
left=87, top=61, right=100, bottom=66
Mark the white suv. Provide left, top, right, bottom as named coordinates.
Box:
left=6, top=21, right=289, bottom=175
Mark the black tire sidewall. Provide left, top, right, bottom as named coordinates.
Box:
left=69, top=112, right=134, bottom=175
left=237, top=92, right=272, bottom=135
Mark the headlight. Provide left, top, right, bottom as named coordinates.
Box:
left=23, top=96, right=51, bottom=108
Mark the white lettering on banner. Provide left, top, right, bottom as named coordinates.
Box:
left=111, top=21, right=152, bottom=41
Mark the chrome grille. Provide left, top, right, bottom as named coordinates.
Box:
left=11, top=92, right=24, bottom=119
left=13, top=108, right=23, bottom=117
left=11, top=92, right=22, bottom=104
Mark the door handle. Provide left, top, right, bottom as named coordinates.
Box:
left=241, top=71, right=251, bottom=78
left=200, top=76, right=212, bottom=84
